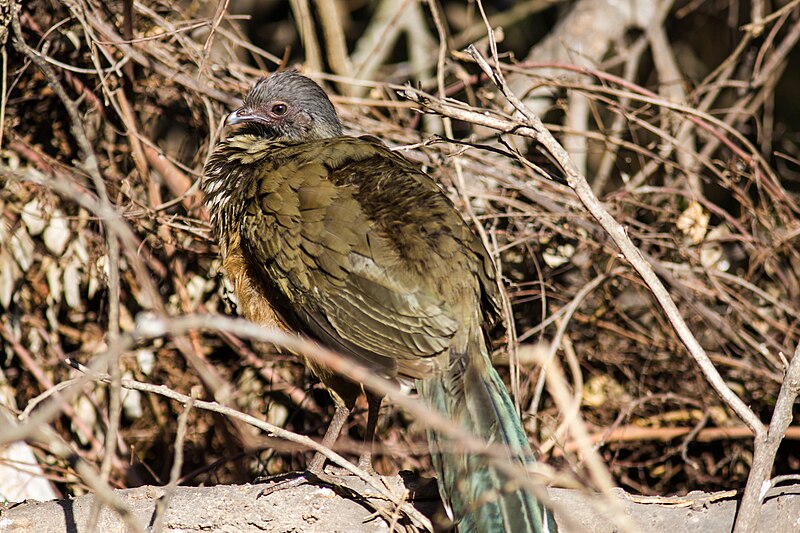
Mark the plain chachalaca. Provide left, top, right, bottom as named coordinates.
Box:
left=202, top=71, right=557, bottom=533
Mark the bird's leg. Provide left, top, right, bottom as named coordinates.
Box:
left=307, top=397, right=353, bottom=473
left=258, top=390, right=356, bottom=497
left=356, top=393, right=384, bottom=474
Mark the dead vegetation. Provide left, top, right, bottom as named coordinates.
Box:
left=1, top=0, right=800, bottom=531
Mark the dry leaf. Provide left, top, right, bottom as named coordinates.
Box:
left=676, top=201, right=709, bottom=244
left=542, top=243, right=575, bottom=268
left=42, top=209, right=70, bottom=256
left=20, top=199, right=46, bottom=236
left=11, top=226, right=35, bottom=271
left=63, top=261, right=82, bottom=310
left=0, top=249, right=22, bottom=308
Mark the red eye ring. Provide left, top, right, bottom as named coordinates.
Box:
left=271, top=103, right=288, bottom=116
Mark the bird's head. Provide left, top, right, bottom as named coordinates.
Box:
left=227, top=71, right=343, bottom=142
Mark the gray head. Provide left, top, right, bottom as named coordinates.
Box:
left=227, top=71, right=343, bottom=142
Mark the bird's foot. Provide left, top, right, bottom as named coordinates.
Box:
left=322, top=451, right=376, bottom=477
left=323, top=465, right=359, bottom=477
left=254, top=470, right=304, bottom=485
left=323, top=462, right=376, bottom=478
left=255, top=471, right=316, bottom=497
left=255, top=455, right=379, bottom=498
left=257, top=468, right=372, bottom=500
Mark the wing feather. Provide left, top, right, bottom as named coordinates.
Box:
left=238, top=140, right=465, bottom=378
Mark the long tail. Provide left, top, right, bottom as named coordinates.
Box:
left=417, top=335, right=557, bottom=533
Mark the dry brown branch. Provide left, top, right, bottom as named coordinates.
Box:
left=559, top=425, right=800, bottom=454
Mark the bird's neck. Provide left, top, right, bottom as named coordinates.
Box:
left=203, top=177, right=245, bottom=256
left=202, top=135, right=276, bottom=254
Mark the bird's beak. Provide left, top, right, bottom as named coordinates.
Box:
left=226, top=107, right=263, bottom=126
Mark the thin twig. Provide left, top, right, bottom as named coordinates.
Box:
left=152, top=386, right=197, bottom=533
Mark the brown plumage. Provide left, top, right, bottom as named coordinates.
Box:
left=202, top=71, right=556, bottom=532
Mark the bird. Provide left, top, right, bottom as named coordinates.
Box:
left=202, top=70, right=557, bottom=533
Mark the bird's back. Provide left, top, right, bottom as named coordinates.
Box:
left=204, top=134, right=502, bottom=380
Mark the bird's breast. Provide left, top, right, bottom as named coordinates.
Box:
left=222, top=233, right=289, bottom=331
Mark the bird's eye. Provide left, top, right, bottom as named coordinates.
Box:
left=271, top=103, right=288, bottom=116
